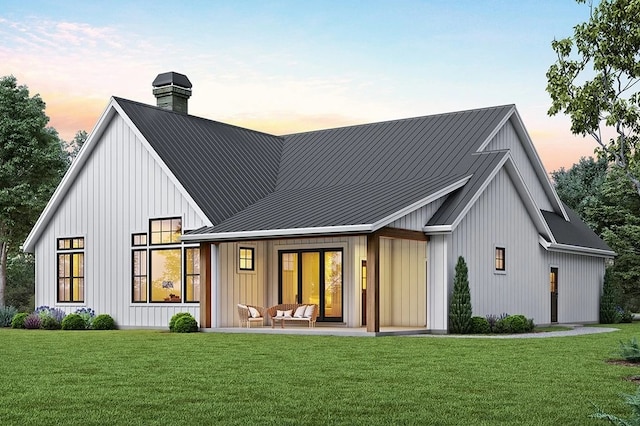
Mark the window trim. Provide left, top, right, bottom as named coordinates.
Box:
left=56, top=237, right=85, bottom=303
left=131, top=249, right=148, bottom=303
left=184, top=246, right=200, bottom=303
left=238, top=245, right=256, bottom=272
left=149, top=247, right=183, bottom=303
left=494, top=246, right=506, bottom=274
left=149, top=217, right=182, bottom=246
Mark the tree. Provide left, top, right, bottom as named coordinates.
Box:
left=449, top=256, right=472, bottom=334
left=600, top=267, right=621, bottom=323
left=66, top=130, right=88, bottom=163
left=551, top=155, right=607, bottom=225
left=546, top=0, right=640, bottom=196
left=0, top=75, right=67, bottom=306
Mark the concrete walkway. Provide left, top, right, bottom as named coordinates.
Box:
left=406, top=325, right=620, bottom=339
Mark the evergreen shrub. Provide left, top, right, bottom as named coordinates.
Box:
left=61, top=313, right=87, bottom=330
left=40, top=316, right=61, bottom=330
left=11, top=312, right=28, bottom=329
left=92, top=314, right=116, bottom=330
left=600, top=268, right=621, bottom=324
left=169, top=312, right=194, bottom=332
left=470, top=316, right=490, bottom=334
left=448, top=256, right=472, bottom=334
left=173, top=314, right=199, bottom=333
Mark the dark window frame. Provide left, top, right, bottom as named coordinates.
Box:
left=149, top=217, right=182, bottom=245
left=131, top=249, right=147, bottom=303
left=56, top=237, right=85, bottom=303
left=184, top=247, right=200, bottom=303
left=238, top=246, right=255, bottom=271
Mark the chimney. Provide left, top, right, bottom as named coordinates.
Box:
left=152, top=72, right=192, bottom=114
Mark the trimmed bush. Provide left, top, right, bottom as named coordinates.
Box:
left=619, top=337, right=640, bottom=363
left=92, top=314, right=116, bottom=330
left=23, top=313, right=41, bottom=329
left=502, top=315, right=528, bottom=333
left=169, top=312, right=194, bottom=332
left=61, top=313, right=87, bottom=330
left=0, top=305, right=18, bottom=327
left=173, top=315, right=199, bottom=333
left=11, top=312, right=28, bottom=329
left=40, top=316, right=61, bottom=330
left=448, top=256, right=472, bottom=334
left=470, top=316, right=490, bottom=334
left=600, top=268, right=621, bottom=324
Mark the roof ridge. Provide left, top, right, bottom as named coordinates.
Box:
left=281, top=104, right=516, bottom=137
left=113, top=96, right=284, bottom=140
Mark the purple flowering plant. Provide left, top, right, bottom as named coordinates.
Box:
left=35, top=306, right=67, bottom=323
left=23, top=313, right=42, bottom=329
left=74, top=307, right=96, bottom=329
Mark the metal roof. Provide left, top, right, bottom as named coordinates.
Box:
left=115, top=97, right=283, bottom=225
left=541, top=205, right=613, bottom=252
left=152, top=72, right=192, bottom=88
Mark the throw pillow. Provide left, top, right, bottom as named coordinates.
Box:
left=237, top=304, right=248, bottom=310
left=248, top=306, right=261, bottom=318
left=294, top=305, right=307, bottom=318
left=303, top=304, right=315, bottom=318
left=276, top=309, right=285, bottom=317
left=284, top=309, right=293, bottom=317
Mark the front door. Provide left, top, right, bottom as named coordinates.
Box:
left=550, top=267, right=558, bottom=323
left=279, top=249, right=343, bottom=322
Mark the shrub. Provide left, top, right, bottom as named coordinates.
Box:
left=11, top=312, right=28, bottom=329
left=620, top=307, right=635, bottom=323
left=173, top=314, right=199, bottom=333
left=600, top=268, right=621, bottom=324
left=61, top=313, right=87, bottom=330
left=74, top=307, right=96, bottom=329
left=448, top=256, right=472, bottom=334
left=23, top=313, right=41, bottom=329
left=92, top=314, right=116, bottom=330
left=592, top=385, right=640, bottom=425
left=469, top=316, right=490, bottom=334
left=503, top=315, right=528, bottom=333
left=619, top=337, right=640, bottom=363
left=525, top=318, right=535, bottom=332
left=169, top=312, right=194, bottom=332
left=35, top=306, right=66, bottom=323
left=0, top=305, right=18, bottom=327
left=40, top=316, right=61, bottom=330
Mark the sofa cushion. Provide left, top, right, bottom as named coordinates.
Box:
left=248, top=306, right=261, bottom=318
left=276, top=310, right=285, bottom=317
left=303, top=305, right=315, bottom=318
left=284, top=309, right=293, bottom=318
left=293, top=306, right=307, bottom=318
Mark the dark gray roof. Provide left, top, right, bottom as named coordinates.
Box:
left=541, top=205, right=613, bottom=252
left=426, top=151, right=508, bottom=226
left=115, top=97, right=283, bottom=224
left=152, top=72, right=192, bottom=89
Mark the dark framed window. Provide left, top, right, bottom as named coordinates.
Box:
left=185, top=247, right=200, bottom=302
left=57, top=237, right=84, bottom=302
left=495, top=247, right=506, bottom=271
left=131, top=218, right=199, bottom=304
left=132, top=250, right=147, bottom=302
left=239, top=247, right=255, bottom=271
left=132, top=233, right=147, bottom=247
left=150, top=217, right=181, bottom=245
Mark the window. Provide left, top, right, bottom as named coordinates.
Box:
left=239, top=247, right=255, bottom=271
left=57, top=237, right=84, bottom=302
left=495, top=247, right=506, bottom=272
left=150, top=218, right=181, bottom=245
left=131, top=218, right=200, bottom=304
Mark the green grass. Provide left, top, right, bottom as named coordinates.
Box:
left=534, top=325, right=575, bottom=332
left=1, top=325, right=640, bottom=425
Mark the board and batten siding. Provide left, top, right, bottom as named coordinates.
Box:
left=34, top=113, right=207, bottom=327
left=450, top=166, right=604, bottom=325
left=426, top=234, right=451, bottom=333
left=482, top=119, right=553, bottom=212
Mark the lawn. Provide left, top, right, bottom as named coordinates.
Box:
left=1, top=325, right=640, bottom=425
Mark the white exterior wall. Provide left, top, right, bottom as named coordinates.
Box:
left=427, top=234, right=451, bottom=333
left=34, top=114, right=207, bottom=327
left=483, top=120, right=553, bottom=211
left=450, top=167, right=604, bottom=326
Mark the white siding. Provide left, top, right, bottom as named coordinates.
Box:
left=427, top=234, right=450, bottom=332
left=34, top=114, right=207, bottom=327
left=389, top=197, right=446, bottom=231
left=483, top=120, right=553, bottom=211
left=450, top=167, right=604, bottom=325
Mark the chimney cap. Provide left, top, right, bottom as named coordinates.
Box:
left=152, top=72, right=192, bottom=89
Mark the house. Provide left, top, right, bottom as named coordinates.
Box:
left=23, top=72, right=614, bottom=333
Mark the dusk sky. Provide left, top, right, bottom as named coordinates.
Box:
left=1, top=0, right=600, bottom=172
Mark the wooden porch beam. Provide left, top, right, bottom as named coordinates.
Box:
left=366, top=232, right=380, bottom=332
left=376, top=227, right=429, bottom=241
left=199, top=242, right=212, bottom=328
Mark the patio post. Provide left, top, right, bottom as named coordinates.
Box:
left=199, top=242, right=212, bottom=328
left=366, top=232, right=380, bottom=332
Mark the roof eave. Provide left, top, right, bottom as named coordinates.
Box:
left=181, top=224, right=373, bottom=242
left=538, top=235, right=615, bottom=258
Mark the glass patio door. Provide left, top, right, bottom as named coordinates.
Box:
left=279, top=249, right=343, bottom=322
